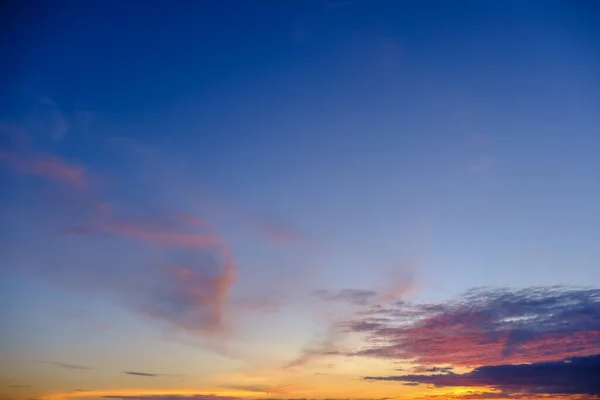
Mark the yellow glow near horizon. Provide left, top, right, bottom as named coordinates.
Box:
left=41, top=388, right=262, bottom=400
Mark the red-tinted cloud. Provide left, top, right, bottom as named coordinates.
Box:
left=0, top=150, right=86, bottom=188
left=344, top=286, right=600, bottom=368
left=105, top=219, right=220, bottom=249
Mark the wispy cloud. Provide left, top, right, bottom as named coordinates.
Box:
left=38, top=97, right=70, bottom=140
left=343, top=286, right=600, bottom=368
left=364, top=353, right=600, bottom=397
left=2, top=134, right=237, bottom=337
left=219, top=385, right=291, bottom=395
left=8, top=385, right=31, bottom=388
left=190, top=192, right=312, bottom=248
left=41, top=361, right=92, bottom=370
left=109, top=136, right=159, bottom=156
left=285, top=325, right=341, bottom=368
left=312, top=288, right=378, bottom=306
left=64, top=218, right=221, bottom=249
left=123, top=371, right=182, bottom=378
left=0, top=150, right=86, bottom=188
left=468, top=153, right=495, bottom=175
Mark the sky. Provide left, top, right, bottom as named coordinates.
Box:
left=1, top=0, right=599, bottom=399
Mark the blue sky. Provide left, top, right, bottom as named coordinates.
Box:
left=1, top=1, right=600, bottom=399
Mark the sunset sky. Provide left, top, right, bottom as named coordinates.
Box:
left=1, top=1, right=599, bottom=399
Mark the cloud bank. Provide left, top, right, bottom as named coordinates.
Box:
left=365, top=353, right=600, bottom=397
left=343, top=286, right=600, bottom=367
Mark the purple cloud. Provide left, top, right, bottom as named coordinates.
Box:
left=364, top=353, right=600, bottom=397
left=343, top=286, right=600, bottom=367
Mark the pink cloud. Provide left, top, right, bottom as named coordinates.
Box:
left=343, top=287, right=600, bottom=368
left=190, top=191, right=312, bottom=247
left=106, top=219, right=220, bottom=249
left=0, top=150, right=86, bottom=188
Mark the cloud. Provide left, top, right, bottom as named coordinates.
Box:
left=364, top=353, right=600, bottom=397
left=219, top=385, right=291, bottom=395
left=42, top=361, right=92, bottom=370
left=417, top=366, right=454, bottom=373
left=109, top=136, right=159, bottom=156
left=38, top=97, right=70, bottom=140
left=123, top=371, right=181, bottom=378
left=312, top=289, right=378, bottom=306
left=190, top=192, right=311, bottom=248
left=131, top=247, right=235, bottom=335
left=101, top=218, right=220, bottom=249
left=0, top=150, right=86, bottom=188
left=3, top=148, right=237, bottom=336
left=468, top=154, right=494, bottom=175
left=343, top=286, right=600, bottom=367
left=285, top=325, right=341, bottom=368
left=8, top=385, right=31, bottom=388
left=56, top=211, right=237, bottom=335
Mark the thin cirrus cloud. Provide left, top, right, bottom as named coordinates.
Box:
left=41, top=361, right=92, bottom=370
left=364, top=354, right=600, bottom=397
left=62, top=217, right=221, bottom=250
left=189, top=190, right=311, bottom=248
left=312, top=288, right=379, bottom=306
left=341, top=286, right=600, bottom=368
left=219, top=384, right=292, bottom=394
left=0, top=150, right=86, bottom=189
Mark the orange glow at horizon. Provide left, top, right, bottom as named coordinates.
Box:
left=41, top=388, right=261, bottom=400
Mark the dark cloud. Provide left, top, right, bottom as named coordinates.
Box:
left=426, top=367, right=453, bottom=373
left=123, top=371, right=182, bottom=378
left=123, top=371, right=158, bottom=377
left=364, top=353, right=600, bottom=396
left=8, top=385, right=30, bottom=388
left=42, top=361, right=91, bottom=370
left=312, top=288, right=378, bottom=306
left=343, top=286, right=600, bottom=367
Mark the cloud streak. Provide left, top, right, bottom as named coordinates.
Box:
left=123, top=371, right=182, bottom=378
left=312, top=288, right=378, bottom=306
left=42, top=361, right=92, bottom=370
left=0, top=150, right=86, bottom=188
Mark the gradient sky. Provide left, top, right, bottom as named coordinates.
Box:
left=1, top=1, right=600, bottom=400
